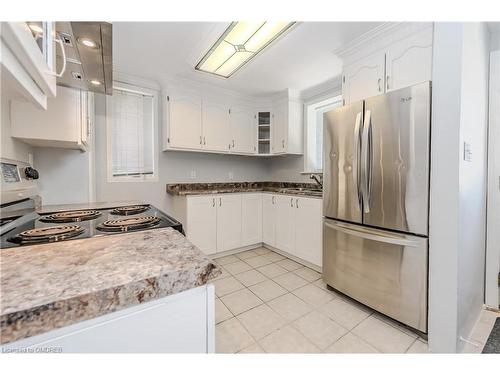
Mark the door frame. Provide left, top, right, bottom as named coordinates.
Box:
left=485, top=49, right=500, bottom=309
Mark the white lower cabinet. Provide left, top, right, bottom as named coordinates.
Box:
left=263, top=193, right=323, bottom=268
left=216, top=194, right=242, bottom=252
left=293, top=197, right=323, bottom=267
left=241, top=193, right=262, bottom=246
left=262, top=194, right=276, bottom=246
left=1, top=285, right=214, bottom=353
left=274, top=194, right=295, bottom=253
left=186, top=196, right=217, bottom=255
left=183, top=192, right=322, bottom=267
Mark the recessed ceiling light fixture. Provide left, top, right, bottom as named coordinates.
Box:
left=78, top=37, right=99, bottom=49
left=195, top=22, right=295, bottom=78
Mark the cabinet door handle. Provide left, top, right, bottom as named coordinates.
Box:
left=232, top=140, right=235, bottom=147
left=199, top=136, right=202, bottom=145
left=282, top=139, right=285, bottom=148
left=212, top=198, right=215, bottom=207
left=219, top=198, right=222, bottom=206
left=296, top=198, right=299, bottom=208
left=290, top=198, right=293, bottom=207
left=377, top=78, right=382, bottom=92
left=203, top=136, right=206, bottom=145
left=272, top=196, right=275, bottom=204
left=386, top=75, right=390, bottom=90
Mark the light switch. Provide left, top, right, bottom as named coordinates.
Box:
left=190, top=170, right=196, bottom=179
left=463, top=142, right=472, bottom=162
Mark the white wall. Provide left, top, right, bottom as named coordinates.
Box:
left=34, top=148, right=92, bottom=205
left=429, top=22, right=490, bottom=353
left=0, top=95, right=33, bottom=163
left=456, top=22, right=490, bottom=349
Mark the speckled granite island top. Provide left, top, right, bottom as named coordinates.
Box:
left=167, top=181, right=322, bottom=198
left=0, top=228, right=219, bottom=345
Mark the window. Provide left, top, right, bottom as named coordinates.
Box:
left=304, top=95, right=342, bottom=173
left=106, top=82, right=158, bottom=182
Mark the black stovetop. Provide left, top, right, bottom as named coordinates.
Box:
left=0, top=204, right=183, bottom=248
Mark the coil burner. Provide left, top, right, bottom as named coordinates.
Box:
left=40, top=210, right=101, bottom=223
left=96, top=216, right=160, bottom=233
left=8, top=225, right=85, bottom=244
left=110, top=205, right=151, bottom=216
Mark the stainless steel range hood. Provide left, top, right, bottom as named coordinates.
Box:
left=55, top=22, right=112, bottom=95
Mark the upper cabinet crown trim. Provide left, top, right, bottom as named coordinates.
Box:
left=334, top=22, right=434, bottom=66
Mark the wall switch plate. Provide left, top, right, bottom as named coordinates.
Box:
left=463, top=142, right=472, bottom=162
left=228, top=171, right=234, bottom=180
left=190, top=170, right=196, bottom=179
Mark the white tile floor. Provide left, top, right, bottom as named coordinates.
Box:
left=211, top=247, right=433, bottom=354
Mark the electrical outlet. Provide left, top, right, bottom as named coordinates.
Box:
left=190, top=170, right=196, bottom=179
left=228, top=171, right=234, bottom=180
left=463, top=142, right=472, bottom=162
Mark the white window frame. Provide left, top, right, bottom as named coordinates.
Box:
left=302, top=93, right=343, bottom=174
left=106, top=81, right=159, bottom=183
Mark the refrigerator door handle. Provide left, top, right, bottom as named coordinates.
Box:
left=353, top=112, right=362, bottom=211
left=324, top=221, right=421, bottom=247
left=361, top=110, right=372, bottom=213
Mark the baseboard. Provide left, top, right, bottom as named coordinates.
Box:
left=211, top=243, right=263, bottom=259
left=262, top=244, right=322, bottom=273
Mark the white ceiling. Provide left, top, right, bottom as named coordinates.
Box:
left=113, top=22, right=382, bottom=96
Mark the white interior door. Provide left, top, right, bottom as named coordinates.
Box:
left=167, top=90, right=202, bottom=150
left=385, top=27, right=433, bottom=92
left=186, top=196, right=217, bottom=255
left=274, top=194, right=295, bottom=253
left=230, top=106, right=256, bottom=154
left=216, top=194, right=242, bottom=252
left=241, top=193, right=263, bottom=246
left=262, top=194, right=276, bottom=246
left=294, top=197, right=323, bottom=267
left=343, top=52, right=385, bottom=104
left=202, top=100, right=231, bottom=152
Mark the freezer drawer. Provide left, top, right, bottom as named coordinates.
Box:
left=323, top=218, right=428, bottom=332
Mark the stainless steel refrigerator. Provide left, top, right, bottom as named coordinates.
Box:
left=322, top=81, right=431, bottom=333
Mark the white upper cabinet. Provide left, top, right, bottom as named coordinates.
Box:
left=186, top=196, right=217, bottom=255
left=343, top=52, right=385, bottom=104
left=341, top=24, right=433, bottom=104
left=271, top=96, right=303, bottom=155
left=230, top=106, right=256, bottom=154
left=1, top=22, right=58, bottom=110
left=202, top=100, right=231, bottom=152
left=385, top=27, right=433, bottom=92
left=165, top=89, right=202, bottom=150
left=216, top=194, right=242, bottom=252
left=11, top=85, right=91, bottom=150
left=241, top=193, right=263, bottom=246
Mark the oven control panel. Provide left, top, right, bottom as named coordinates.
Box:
left=0, top=158, right=40, bottom=206
left=1, top=162, right=21, bottom=183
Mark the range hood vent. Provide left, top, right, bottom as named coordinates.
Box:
left=55, top=22, right=112, bottom=95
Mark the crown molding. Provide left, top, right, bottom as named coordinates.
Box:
left=300, top=76, right=342, bottom=103
left=333, top=22, right=434, bottom=66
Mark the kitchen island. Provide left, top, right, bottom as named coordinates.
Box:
left=0, top=227, right=219, bottom=353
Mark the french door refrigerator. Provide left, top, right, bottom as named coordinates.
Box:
left=322, top=81, right=431, bottom=333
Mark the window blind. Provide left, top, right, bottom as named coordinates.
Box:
left=111, top=88, right=154, bottom=177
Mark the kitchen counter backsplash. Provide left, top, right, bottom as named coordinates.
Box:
left=166, top=181, right=322, bottom=197
left=0, top=228, right=219, bottom=345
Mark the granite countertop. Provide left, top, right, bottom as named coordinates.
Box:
left=0, top=228, right=219, bottom=345
left=167, top=182, right=323, bottom=198
left=38, top=200, right=145, bottom=214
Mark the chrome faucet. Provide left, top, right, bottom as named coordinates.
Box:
left=310, top=174, right=323, bottom=189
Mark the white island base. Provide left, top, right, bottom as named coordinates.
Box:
left=2, top=284, right=215, bottom=353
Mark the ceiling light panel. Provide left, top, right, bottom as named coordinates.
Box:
left=195, top=21, right=295, bottom=78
